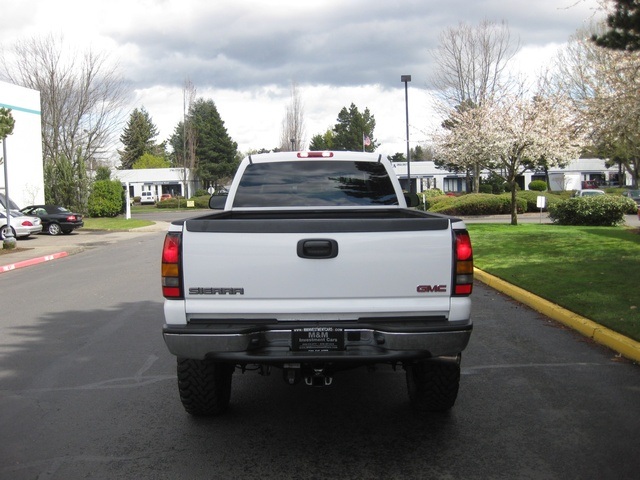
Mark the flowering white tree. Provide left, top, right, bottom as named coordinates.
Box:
left=488, top=94, right=584, bottom=224
left=434, top=90, right=585, bottom=225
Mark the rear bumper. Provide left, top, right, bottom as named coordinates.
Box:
left=61, top=221, right=83, bottom=230
left=162, top=320, right=472, bottom=363
left=15, top=225, right=43, bottom=237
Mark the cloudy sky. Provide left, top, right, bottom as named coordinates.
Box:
left=2, top=0, right=605, bottom=159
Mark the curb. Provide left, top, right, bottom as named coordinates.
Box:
left=1, top=251, right=69, bottom=273
left=475, top=268, right=640, bottom=363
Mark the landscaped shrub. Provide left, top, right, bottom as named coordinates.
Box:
left=87, top=180, right=124, bottom=217
left=417, top=189, right=445, bottom=210
left=191, top=195, right=211, bottom=208
left=548, top=196, right=633, bottom=226
left=155, top=195, right=212, bottom=209
left=620, top=196, right=639, bottom=214
left=155, top=196, right=185, bottom=209
left=480, top=173, right=507, bottom=194
left=528, top=180, right=547, bottom=191
left=423, top=194, right=457, bottom=211
left=516, top=191, right=564, bottom=212
left=428, top=193, right=526, bottom=215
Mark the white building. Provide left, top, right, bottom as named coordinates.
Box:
left=546, top=158, right=627, bottom=191
left=0, top=81, right=44, bottom=208
left=393, top=158, right=631, bottom=193
left=112, top=167, right=198, bottom=200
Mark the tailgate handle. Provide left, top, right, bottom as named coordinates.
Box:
left=297, top=239, right=339, bottom=259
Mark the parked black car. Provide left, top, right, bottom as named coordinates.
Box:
left=20, top=205, right=84, bottom=235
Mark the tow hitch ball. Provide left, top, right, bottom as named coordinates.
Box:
left=305, top=368, right=333, bottom=387
left=283, top=366, right=333, bottom=386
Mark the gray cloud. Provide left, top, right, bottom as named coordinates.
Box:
left=109, top=0, right=597, bottom=92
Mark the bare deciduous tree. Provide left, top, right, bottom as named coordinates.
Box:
left=431, top=20, right=520, bottom=192
left=431, top=20, right=520, bottom=109
left=553, top=26, right=640, bottom=187
left=0, top=34, right=127, bottom=210
left=183, top=78, right=198, bottom=171
left=177, top=78, right=198, bottom=197
left=1, top=34, right=127, bottom=167
left=279, top=82, right=305, bottom=151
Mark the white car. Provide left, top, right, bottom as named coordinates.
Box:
left=0, top=211, right=43, bottom=240
left=573, top=189, right=605, bottom=197
left=140, top=191, right=156, bottom=205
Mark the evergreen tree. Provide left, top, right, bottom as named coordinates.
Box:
left=133, top=152, right=170, bottom=169
left=332, top=103, right=378, bottom=151
left=309, top=130, right=334, bottom=150
left=94, top=165, right=111, bottom=181
left=0, top=107, right=15, bottom=142
left=387, top=152, right=406, bottom=162
left=592, top=0, right=640, bottom=51
left=170, top=98, right=238, bottom=188
left=118, top=107, right=159, bottom=169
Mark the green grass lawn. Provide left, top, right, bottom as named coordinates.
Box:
left=83, top=217, right=154, bottom=230
left=467, top=223, right=640, bottom=342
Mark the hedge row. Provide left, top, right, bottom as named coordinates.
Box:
left=425, top=193, right=527, bottom=216
left=421, top=191, right=636, bottom=226
left=548, top=196, right=637, bottom=226
left=155, top=195, right=211, bottom=209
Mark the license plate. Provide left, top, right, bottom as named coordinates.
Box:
left=292, top=327, right=345, bottom=352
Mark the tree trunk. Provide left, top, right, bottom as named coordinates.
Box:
left=510, top=182, right=518, bottom=226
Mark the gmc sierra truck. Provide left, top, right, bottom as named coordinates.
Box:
left=161, top=151, right=473, bottom=415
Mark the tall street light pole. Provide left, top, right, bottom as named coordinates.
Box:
left=2, top=137, right=16, bottom=248
left=401, top=75, right=412, bottom=193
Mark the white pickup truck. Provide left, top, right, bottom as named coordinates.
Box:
left=161, top=151, right=473, bottom=415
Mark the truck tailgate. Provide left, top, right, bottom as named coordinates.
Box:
left=181, top=216, right=454, bottom=320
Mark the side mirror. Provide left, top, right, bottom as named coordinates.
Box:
left=404, top=192, right=420, bottom=208
left=209, top=194, right=228, bottom=210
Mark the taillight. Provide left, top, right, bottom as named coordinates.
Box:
left=453, top=230, right=473, bottom=296
left=67, top=215, right=77, bottom=221
left=21, top=221, right=34, bottom=226
left=162, top=232, right=183, bottom=299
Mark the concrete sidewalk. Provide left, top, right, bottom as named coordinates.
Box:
left=0, top=221, right=169, bottom=273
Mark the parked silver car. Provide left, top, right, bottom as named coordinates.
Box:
left=0, top=211, right=43, bottom=240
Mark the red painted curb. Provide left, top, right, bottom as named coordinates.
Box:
left=0, top=251, right=69, bottom=273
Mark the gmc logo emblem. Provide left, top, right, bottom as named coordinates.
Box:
left=417, top=284, right=447, bottom=293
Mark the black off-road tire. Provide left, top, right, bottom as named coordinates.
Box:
left=177, top=358, right=234, bottom=416
left=406, top=357, right=460, bottom=413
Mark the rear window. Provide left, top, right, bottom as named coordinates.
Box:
left=233, top=160, right=399, bottom=208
